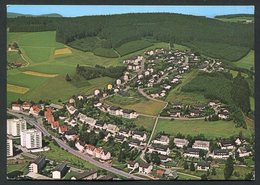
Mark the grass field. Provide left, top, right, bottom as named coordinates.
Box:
left=7, top=162, right=29, bottom=174
left=250, top=97, right=255, bottom=111
left=166, top=70, right=207, bottom=104
left=40, top=140, right=97, bottom=169
left=105, top=89, right=166, bottom=116
left=22, top=71, right=58, bottom=77
left=233, top=50, right=254, bottom=70
left=115, top=40, right=153, bottom=56
left=93, top=47, right=119, bottom=58
left=7, top=84, right=29, bottom=94
left=133, top=116, right=156, bottom=131
left=54, top=47, right=72, bottom=56
left=155, top=119, right=254, bottom=139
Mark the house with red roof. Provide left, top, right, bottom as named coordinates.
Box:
left=51, top=121, right=60, bottom=129
left=29, top=105, right=42, bottom=116
left=58, top=125, right=68, bottom=134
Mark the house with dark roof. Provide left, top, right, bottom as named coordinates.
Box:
left=28, top=156, right=46, bottom=173
left=148, top=144, right=170, bottom=156
left=71, top=169, right=97, bottom=180
left=184, top=148, right=201, bottom=158
left=237, top=147, right=252, bottom=158
left=108, top=106, right=122, bottom=116
left=128, top=139, right=142, bottom=149
left=114, top=134, right=126, bottom=143
left=210, top=149, right=230, bottom=159
left=139, top=163, right=153, bottom=174
left=122, top=109, right=138, bottom=119
left=52, top=163, right=69, bottom=179
left=196, top=161, right=210, bottom=171
left=118, top=128, right=131, bottom=138
left=218, top=140, right=234, bottom=150
left=132, top=131, right=147, bottom=142
left=127, top=161, right=139, bottom=170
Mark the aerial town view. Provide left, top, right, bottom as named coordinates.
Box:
left=6, top=5, right=255, bottom=180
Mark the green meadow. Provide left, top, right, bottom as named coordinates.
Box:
left=155, top=119, right=254, bottom=139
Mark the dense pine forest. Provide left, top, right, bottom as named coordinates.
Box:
left=7, top=13, right=254, bottom=61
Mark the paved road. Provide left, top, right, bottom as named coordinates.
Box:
left=137, top=87, right=167, bottom=104
left=7, top=111, right=146, bottom=180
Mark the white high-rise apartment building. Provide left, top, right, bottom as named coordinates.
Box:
left=7, top=139, right=13, bottom=157
left=21, top=129, right=42, bottom=149
left=7, top=118, right=27, bottom=137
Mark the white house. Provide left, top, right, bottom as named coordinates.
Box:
left=153, top=135, right=170, bottom=146
left=106, top=124, right=119, bottom=134
left=127, top=161, right=139, bottom=170
left=52, top=163, right=69, bottom=179
left=174, top=138, right=189, bottom=148
left=29, top=156, right=46, bottom=173
left=11, top=103, right=22, bottom=111
left=192, top=140, right=210, bottom=151
left=196, top=161, right=210, bottom=171
left=210, top=149, right=230, bottom=159
left=122, top=109, right=138, bottom=119
left=75, top=141, right=85, bottom=152
left=7, top=118, right=27, bottom=137
left=108, top=106, right=122, bottom=116
left=139, top=163, right=153, bottom=174
left=237, top=147, right=251, bottom=158
left=7, top=139, right=13, bottom=157
left=184, top=148, right=200, bottom=158
left=148, top=144, right=170, bottom=156
left=218, top=140, right=234, bottom=150
left=132, top=131, right=147, bottom=142
left=21, top=129, right=42, bottom=149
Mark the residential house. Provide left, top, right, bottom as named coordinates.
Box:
left=153, top=135, right=170, bottom=146
left=58, top=125, right=68, bottom=134
left=218, top=111, right=230, bottom=120
left=174, top=138, right=189, bottom=148
left=148, top=144, right=170, bottom=156
left=122, top=109, right=138, bottom=119
left=100, top=150, right=111, bottom=161
left=184, top=148, right=200, bottom=158
left=210, top=149, right=230, bottom=159
left=128, top=139, right=141, bottom=149
left=132, top=131, right=147, bottom=142
left=196, top=161, right=210, bottom=171
left=66, top=105, right=77, bottom=115
left=118, top=128, right=132, bottom=138
left=94, top=121, right=107, bottom=130
left=22, top=102, right=31, bottom=111
left=114, top=134, right=126, bottom=143
left=86, top=144, right=96, bottom=156
left=106, top=124, right=119, bottom=134
left=158, top=155, right=172, bottom=163
left=11, top=103, right=22, bottom=111
left=218, top=140, right=234, bottom=150
left=52, top=163, right=69, bottom=179
left=139, top=163, right=153, bottom=174
left=29, top=105, right=42, bottom=116
left=127, top=161, right=139, bottom=170
left=237, top=147, right=251, bottom=158
left=65, top=130, right=77, bottom=141
left=108, top=106, right=122, bottom=116
left=192, top=140, right=210, bottom=151
left=28, top=156, right=46, bottom=173
left=51, top=121, right=60, bottom=130
left=235, top=136, right=246, bottom=146
left=75, top=141, right=85, bottom=152
left=71, top=169, right=97, bottom=180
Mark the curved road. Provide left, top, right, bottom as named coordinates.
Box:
left=7, top=111, right=146, bottom=180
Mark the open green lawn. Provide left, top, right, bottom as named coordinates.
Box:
left=40, top=140, right=97, bottom=169
left=233, top=50, right=254, bottom=70
left=155, top=119, right=254, bottom=139
left=64, top=171, right=80, bottom=180
left=115, top=39, right=153, bottom=56
left=229, top=70, right=248, bottom=78
left=133, top=116, right=156, bottom=131
left=7, top=162, right=29, bottom=174
left=177, top=172, right=200, bottom=180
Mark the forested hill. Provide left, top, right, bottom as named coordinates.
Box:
left=7, top=13, right=254, bottom=61
left=7, top=12, right=63, bottom=18
left=215, top=14, right=254, bottom=19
